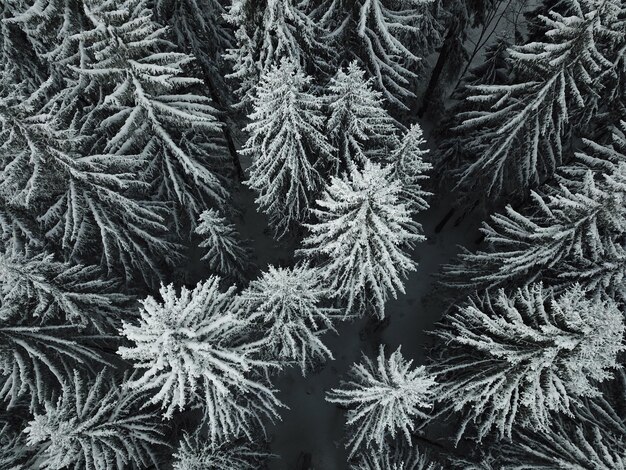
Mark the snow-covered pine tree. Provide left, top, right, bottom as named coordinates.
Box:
left=195, top=209, right=251, bottom=283
left=389, top=123, right=432, bottom=213
left=454, top=0, right=626, bottom=200
left=318, top=0, right=439, bottom=108
left=299, top=161, right=422, bottom=318
left=118, top=278, right=283, bottom=444
left=0, top=420, right=32, bottom=470
left=237, top=264, right=336, bottom=373
left=326, top=62, right=398, bottom=173
left=225, top=0, right=333, bottom=108
left=443, top=130, right=626, bottom=303
left=0, top=319, right=107, bottom=412
left=242, top=59, right=334, bottom=237
left=0, top=1, right=46, bottom=90
left=0, top=252, right=129, bottom=333
left=352, top=440, right=440, bottom=470
left=172, top=432, right=268, bottom=470
left=500, top=393, right=626, bottom=469
left=327, top=346, right=436, bottom=457
left=24, top=370, right=165, bottom=470
left=72, top=0, right=230, bottom=227
left=0, top=89, right=178, bottom=286
left=433, top=283, right=625, bottom=443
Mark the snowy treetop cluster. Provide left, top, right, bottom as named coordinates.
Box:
left=0, top=0, right=625, bottom=469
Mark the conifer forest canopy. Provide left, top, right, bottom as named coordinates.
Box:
left=2, top=0, right=626, bottom=469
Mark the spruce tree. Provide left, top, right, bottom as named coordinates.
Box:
left=326, top=62, right=398, bottom=174
left=300, top=161, right=422, bottom=318
left=242, top=59, right=334, bottom=238
left=434, top=283, right=624, bottom=443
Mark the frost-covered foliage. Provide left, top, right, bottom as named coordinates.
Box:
left=0, top=252, right=129, bottom=332
left=24, top=370, right=165, bottom=470
left=444, top=127, right=626, bottom=303
left=352, top=440, right=440, bottom=470
left=502, top=418, right=626, bottom=470
left=390, top=124, right=432, bottom=213
left=237, top=265, right=336, bottom=373
left=326, top=62, right=398, bottom=173
left=225, top=0, right=332, bottom=106
left=0, top=89, right=177, bottom=285
left=327, top=346, right=436, bottom=457
left=319, top=0, right=439, bottom=108
left=156, top=0, right=232, bottom=80
left=0, top=317, right=106, bottom=411
left=454, top=0, right=626, bottom=199
left=195, top=209, right=250, bottom=282
left=434, top=283, right=625, bottom=442
left=172, top=432, right=267, bottom=470
left=73, top=0, right=229, bottom=225
left=118, top=278, right=282, bottom=443
left=0, top=419, right=34, bottom=470
left=300, top=161, right=422, bottom=318
left=243, top=59, right=334, bottom=237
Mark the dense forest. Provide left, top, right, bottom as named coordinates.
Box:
left=1, top=0, right=626, bottom=468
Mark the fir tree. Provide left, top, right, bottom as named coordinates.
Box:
left=237, top=264, right=337, bottom=373
left=225, top=0, right=333, bottom=107
left=443, top=130, right=626, bottom=303
left=389, top=124, right=432, bottom=213
left=352, top=440, right=440, bottom=470
left=300, top=161, right=422, bottom=318
left=172, top=432, right=267, bottom=470
left=242, top=59, right=334, bottom=237
left=434, top=283, right=625, bottom=443
left=326, top=62, right=398, bottom=173
left=327, top=346, right=436, bottom=457
left=118, top=278, right=283, bottom=444
left=454, top=0, right=626, bottom=199
left=74, top=0, right=231, bottom=226
left=0, top=86, right=178, bottom=286
left=195, top=209, right=251, bottom=283
left=0, top=252, right=129, bottom=333
left=318, top=0, right=439, bottom=108
left=0, top=318, right=107, bottom=412
left=24, top=370, right=165, bottom=470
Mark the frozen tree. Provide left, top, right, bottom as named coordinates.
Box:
left=0, top=315, right=106, bottom=411
left=118, top=278, right=282, bottom=443
left=225, top=0, right=332, bottom=107
left=500, top=395, right=626, bottom=469
left=443, top=132, right=626, bottom=303
left=434, top=283, right=625, bottom=443
left=195, top=209, right=251, bottom=283
left=326, top=62, right=398, bottom=173
left=24, top=370, right=165, bottom=470
left=318, top=0, right=439, bottom=108
left=389, top=124, right=432, bottom=213
left=300, top=161, right=422, bottom=318
left=172, top=432, right=267, bottom=470
left=0, top=420, right=32, bottom=470
left=237, top=265, right=337, bottom=373
left=72, top=0, right=230, bottom=226
left=352, top=440, right=440, bottom=470
left=0, top=252, right=129, bottom=332
left=242, top=59, right=334, bottom=237
left=327, top=346, right=436, bottom=457
left=0, top=86, right=178, bottom=286
left=454, top=0, right=626, bottom=199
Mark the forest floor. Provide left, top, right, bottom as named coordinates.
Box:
left=231, top=163, right=484, bottom=469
